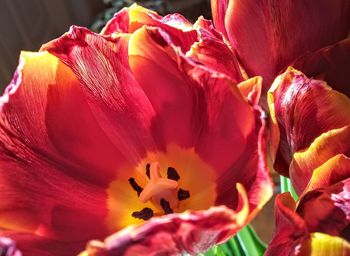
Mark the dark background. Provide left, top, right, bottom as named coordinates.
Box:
left=0, top=0, right=210, bottom=87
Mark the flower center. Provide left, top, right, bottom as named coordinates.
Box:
left=128, top=162, right=190, bottom=220
left=106, top=144, right=217, bottom=231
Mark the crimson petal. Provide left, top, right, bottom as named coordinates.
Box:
left=211, top=0, right=350, bottom=91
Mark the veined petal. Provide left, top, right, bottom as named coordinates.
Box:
left=267, top=191, right=350, bottom=255
left=102, top=5, right=245, bottom=84
left=102, top=4, right=197, bottom=52
left=304, top=154, right=350, bottom=194
left=296, top=179, right=350, bottom=238
left=42, top=26, right=159, bottom=165
left=211, top=0, right=350, bottom=91
left=1, top=6, right=273, bottom=254
left=81, top=184, right=249, bottom=255
left=0, top=51, right=113, bottom=241
left=291, top=125, right=350, bottom=194
left=268, top=68, right=350, bottom=180
left=128, top=26, right=273, bottom=215
left=265, top=193, right=309, bottom=256
left=293, top=38, right=350, bottom=97
left=300, top=233, right=350, bottom=256
left=128, top=26, right=255, bottom=174
left=188, top=17, right=244, bottom=84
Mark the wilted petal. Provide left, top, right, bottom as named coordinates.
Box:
left=297, top=179, right=350, bottom=237
left=188, top=17, right=244, bottom=83
left=267, top=182, right=350, bottom=255
left=268, top=68, right=350, bottom=186
left=81, top=184, right=249, bottom=255
left=211, top=0, right=350, bottom=90
left=102, top=5, right=245, bottom=84
left=265, top=193, right=309, bottom=256
left=102, top=4, right=197, bottom=52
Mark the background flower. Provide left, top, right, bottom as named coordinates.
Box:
left=210, top=0, right=350, bottom=93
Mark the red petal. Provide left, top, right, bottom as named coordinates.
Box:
left=304, top=154, right=350, bottom=194
left=81, top=185, right=249, bottom=255
left=102, top=4, right=198, bottom=52
left=293, top=38, right=350, bottom=98
left=264, top=193, right=309, bottom=256
left=189, top=17, right=244, bottom=83
left=42, top=26, right=161, bottom=165
left=297, top=179, right=350, bottom=238
left=0, top=231, right=85, bottom=256
left=103, top=5, right=245, bottom=84
left=0, top=51, right=112, bottom=241
left=211, top=0, right=350, bottom=91
left=291, top=125, right=350, bottom=194
left=268, top=68, right=350, bottom=185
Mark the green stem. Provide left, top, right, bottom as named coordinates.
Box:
left=280, top=176, right=298, bottom=201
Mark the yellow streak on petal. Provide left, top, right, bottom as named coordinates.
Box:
left=302, top=232, right=350, bottom=256
left=302, top=154, right=350, bottom=195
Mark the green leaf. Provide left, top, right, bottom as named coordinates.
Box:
left=280, top=176, right=298, bottom=201
left=203, top=225, right=267, bottom=256
left=236, top=225, right=266, bottom=256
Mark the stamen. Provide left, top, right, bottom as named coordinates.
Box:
left=178, top=189, right=190, bottom=200
left=160, top=198, right=173, bottom=214
left=145, top=163, right=150, bottom=179
left=167, top=167, right=180, bottom=181
left=132, top=207, right=154, bottom=220
left=128, top=178, right=143, bottom=196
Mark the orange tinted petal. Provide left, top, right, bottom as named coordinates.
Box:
left=268, top=68, right=350, bottom=181
left=291, top=125, right=350, bottom=194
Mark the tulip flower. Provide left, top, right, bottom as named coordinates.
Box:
left=266, top=189, right=350, bottom=256
left=268, top=63, right=350, bottom=194
left=267, top=150, right=350, bottom=255
left=266, top=47, right=350, bottom=254
left=211, top=0, right=350, bottom=92
left=0, top=5, right=272, bottom=255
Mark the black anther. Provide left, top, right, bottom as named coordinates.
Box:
left=178, top=189, right=190, bottom=201
left=132, top=207, right=154, bottom=220
left=167, top=167, right=180, bottom=181
left=160, top=198, right=173, bottom=214
left=128, top=178, right=143, bottom=196
left=146, top=163, right=150, bottom=179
